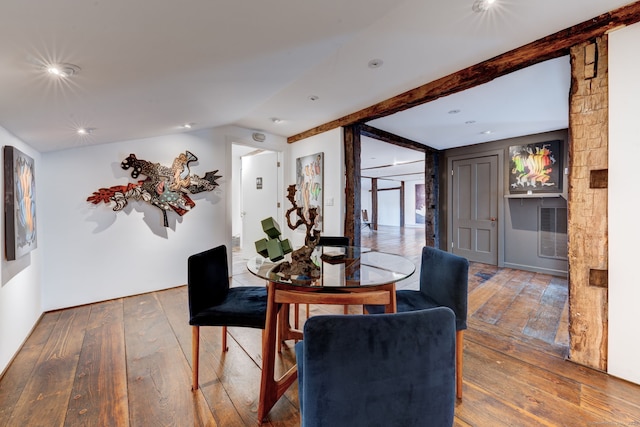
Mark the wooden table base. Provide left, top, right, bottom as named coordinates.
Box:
left=257, top=282, right=396, bottom=423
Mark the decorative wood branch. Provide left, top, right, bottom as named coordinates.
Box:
left=276, top=184, right=321, bottom=280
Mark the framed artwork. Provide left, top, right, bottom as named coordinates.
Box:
left=508, top=140, right=563, bottom=194
left=296, top=152, right=323, bottom=230
left=415, top=183, right=426, bottom=224
left=4, top=146, right=37, bottom=260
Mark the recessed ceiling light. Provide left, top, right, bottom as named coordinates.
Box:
left=472, top=0, right=496, bottom=12
left=448, top=109, right=461, bottom=114
left=77, top=127, right=95, bottom=135
left=182, top=122, right=195, bottom=129
left=481, top=130, right=493, bottom=135
left=465, top=120, right=476, bottom=125
left=46, top=63, right=80, bottom=78
left=271, top=118, right=283, bottom=124
left=308, top=95, right=319, bottom=101
left=368, top=59, right=384, bottom=69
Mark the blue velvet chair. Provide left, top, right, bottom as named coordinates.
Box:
left=366, top=246, right=469, bottom=398
left=295, top=307, right=456, bottom=427
left=188, top=244, right=267, bottom=390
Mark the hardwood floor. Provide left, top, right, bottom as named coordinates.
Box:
left=1, top=227, right=639, bottom=426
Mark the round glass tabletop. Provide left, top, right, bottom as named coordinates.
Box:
left=246, top=246, right=415, bottom=288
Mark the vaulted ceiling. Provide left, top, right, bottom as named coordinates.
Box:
left=0, top=0, right=633, bottom=153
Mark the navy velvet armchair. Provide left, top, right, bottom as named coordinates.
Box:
left=295, top=307, right=456, bottom=427
left=188, top=244, right=267, bottom=390
left=366, top=246, right=469, bottom=398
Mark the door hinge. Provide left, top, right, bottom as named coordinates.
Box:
left=277, top=202, right=281, bottom=208
left=451, top=169, right=454, bottom=176
left=277, top=161, right=281, bottom=167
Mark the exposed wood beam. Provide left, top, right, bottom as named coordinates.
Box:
left=360, top=125, right=435, bottom=152
left=362, top=159, right=424, bottom=172
left=287, top=1, right=640, bottom=144
left=362, top=173, right=424, bottom=180
left=343, top=125, right=362, bottom=247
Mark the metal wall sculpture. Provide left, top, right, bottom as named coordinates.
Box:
left=87, top=151, right=221, bottom=227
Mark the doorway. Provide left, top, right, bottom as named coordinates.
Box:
left=231, top=144, right=281, bottom=274
left=450, top=155, right=499, bottom=264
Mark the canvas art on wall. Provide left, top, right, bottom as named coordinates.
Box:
left=415, top=183, right=426, bottom=224
left=508, top=140, right=563, bottom=194
left=4, top=146, right=37, bottom=260
left=295, top=152, right=323, bottom=230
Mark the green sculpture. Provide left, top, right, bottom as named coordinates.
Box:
left=255, top=217, right=292, bottom=262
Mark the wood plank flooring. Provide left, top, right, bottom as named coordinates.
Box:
left=1, top=226, right=639, bottom=426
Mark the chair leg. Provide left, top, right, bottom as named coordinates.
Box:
left=343, top=305, right=349, bottom=314
left=222, top=326, right=228, bottom=352
left=192, top=326, right=200, bottom=391
left=306, top=303, right=310, bottom=320
left=456, top=330, right=464, bottom=399
left=294, top=303, right=300, bottom=329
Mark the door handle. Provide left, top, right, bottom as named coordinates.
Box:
left=490, top=217, right=497, bottom=222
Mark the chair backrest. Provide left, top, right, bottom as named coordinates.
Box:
left=317, top=236, right=350, bottom=247
left=187, top=245, right=230, bottom=319
left=362, top=209, right=369, bottom=222
left=296, top=307, right=456, bottom=427
left=420, top=246, right=469, bottom=330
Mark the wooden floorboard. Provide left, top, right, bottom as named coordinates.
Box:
left=1, top=225, right=639, bottom=426
left=64, top=299, right=129, bottom=427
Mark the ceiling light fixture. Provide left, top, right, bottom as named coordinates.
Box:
left=472, top=0, right=496, bottom=13
left=271, top=118, right=283, bottom=124
left=465, top=120, right=476, bottom=125
left=46, top=63, right=80, bottom=78
left=368, top=59, right=384, bottom=69
left=308, top=95, right=319, bottom=101
left=77, top=127, right=95, bottom=135
left=448, top=109, right=461, bottom=114
left=182, top=122, right=195, bottom=129
left=481, top=130, right=493, bottom=135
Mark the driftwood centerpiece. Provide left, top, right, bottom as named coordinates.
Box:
left=274, top=184, right=321, bottom=281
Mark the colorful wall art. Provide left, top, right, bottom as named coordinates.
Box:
left=4, top=146, right=37, bottom=260
left=87, top=151, right=221, bottom=227
left=295, top=152, right=323, bottom=230
left=508, top=140, right=562, bottom=194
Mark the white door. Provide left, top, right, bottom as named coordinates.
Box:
left=241, top=151, right=279, bottom=260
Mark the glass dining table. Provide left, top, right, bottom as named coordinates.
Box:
left=246, top=246, right=416, bottom=423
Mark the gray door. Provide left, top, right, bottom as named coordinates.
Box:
left=452, top=156, right=498, bottom=264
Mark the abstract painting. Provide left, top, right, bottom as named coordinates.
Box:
left=508, top=140, right=562, bottom=194
left=4, top=146, right=37, bottom=260
left=295, top=152, right=323, bottom=230
left=415, top=183, right=425, bottom=224
left=87, top=151, right=221, bottom=227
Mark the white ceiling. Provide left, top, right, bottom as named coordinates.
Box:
left=0, top=0, right=632, bottom=153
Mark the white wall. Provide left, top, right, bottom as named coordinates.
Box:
left=0, top=127, right=44, bottom=374
left=40, top=130, right=230, bottom=310
left=404, top=180, right=421, bottom=227
left=608, top=24, right=640, bottom=385
left=288, top=128, right=344, bottom=246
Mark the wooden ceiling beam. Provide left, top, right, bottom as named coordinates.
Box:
left=360, top=124, right=436, bottom=153
left=287, top=1, right=640, bottom=144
